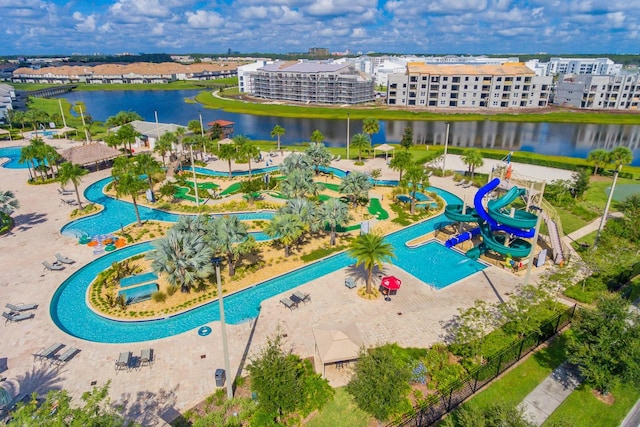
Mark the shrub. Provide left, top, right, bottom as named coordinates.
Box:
left=152, top=291, right=167, bottom=303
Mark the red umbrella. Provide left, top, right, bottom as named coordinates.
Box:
left=380, top=276, right=402, bottom=291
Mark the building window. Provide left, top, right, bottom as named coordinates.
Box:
left=443, top=76, right=449, bottom=81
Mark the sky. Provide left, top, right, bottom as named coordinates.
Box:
left=1, top=0, right=639, bottom=56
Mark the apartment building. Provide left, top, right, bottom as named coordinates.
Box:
left=386, top=63, right=552, bottom=109
left=249, top=61, right=375, bottom=104
left=554, top=73, right=640, bottom=110
left=525, top=57, right=622, bottom=76
left=238, top=60, right=273, bottom=93
left=0, top=83, right=15, bottom=122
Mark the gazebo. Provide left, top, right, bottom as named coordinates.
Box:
left=208, top=119, right=235, bottom=139
left=59, top=143, right=121, bottom=170
left=217, top=138, right=234, bottom=150
left=374, top=143, right=395, bottom=161
left=313, top=323, right=364, bottom=378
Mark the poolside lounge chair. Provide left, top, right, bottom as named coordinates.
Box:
left=427, top=171, right=433, bottom=177
left=280, top=297, right=298, bottom=311
left=115, top=351, right=131, bottom=372
left=42, top=260, right=64, bottom=271
left=60, top=198, right=78, bottom=207
left=140, top=348, right=153, bottom=368
left=345, top=277, right=356, bottom=289
left=455, top=180, right=468, bottom=187
left=33, top=343, right=64, bottom=362
left=57, top=188, right=74, bottom=196
left=292, top=291, right=311, bottom=304
left=55, top=253, right=75, bottom=264
left=6, top=302, right=38, bottom=312
left=462, top=181, right=474, bottom=188
left=3, top=311, right=34, bottom=324
left=55, top=347, right=79, bottom=365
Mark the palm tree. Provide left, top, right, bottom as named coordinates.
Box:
left=147, top=226, right=213, bottom=293
left=58, top=162, right=88, bottom=209
left=389, top=150, right=413, bottom=181
left=280, top=153, right=312, bottom=175
left=175, top=127, right=187, bottom=154
left=235, top=135, right=259, bottom=177
left=207, top=215, right=249, bottom=276
left=218, top=143, right=237, bottom=178
left=280, top=169, right=321, bottom=199
left=320, top=198, right=351, bottom=246
left=271, top=125, right=285, bottom=152
left=348, top=233, right=395, bottom=295
left=401, top=166, right=430, bottom=214
left=105, top=110, right=143, bottom=133
left=608, top=146, right=633, bottom=170
left=350, top=133, right=370, bottom=163
left=310, top=129, right=324, bottom=145
left=18, top=143, right=38, bottom=181
left=264, top=213, right=305, bottom=257
left=587, top=149, right=609, bottom=176
left=339, top=171, right=372, bottom=207
left=155, top=132, right=176, bottom=166
left=362, top=118, right=380, bottom=155
left=280, top=198, right=322, bottom=233
left=0, top=190, right=19, bottom=228
left=111, top=157, right=147, bottom=227
left=135, top=153, right=163, bottom=193
left=305, top=142, right=332, bottom=175
left=461, top=148, right=484, bottom=178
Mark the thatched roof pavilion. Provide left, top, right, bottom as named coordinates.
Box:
left=59, top=143, right=121, bottom=168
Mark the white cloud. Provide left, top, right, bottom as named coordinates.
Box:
left=73, top=12, right=97, bottom=32
left=185, top=10, right=224, bottom=28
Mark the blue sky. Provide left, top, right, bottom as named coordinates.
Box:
left=1, top=0, right=638, bottom=56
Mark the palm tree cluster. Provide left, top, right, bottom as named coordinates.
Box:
left=587, top=147, right=633, bottom=175
left=19, top=138, right=62, bottom=182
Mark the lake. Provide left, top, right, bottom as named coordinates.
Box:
left=57, top=89, right=640, bottom=165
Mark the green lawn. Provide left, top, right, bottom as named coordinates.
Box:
left=368, top=198, right=390, bottom=220
left=307, top=388, right=371, bottom=427
left=219, top=182, right=242, bottom=196
left=543, top=381, right=640, bottom=426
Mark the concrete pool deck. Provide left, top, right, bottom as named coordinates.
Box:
left=0, top=141, right=562, bottom=425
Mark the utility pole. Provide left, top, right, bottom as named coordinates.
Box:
left=593, top=164, right=621, bottom=250
left=346, top=113, right=350, bottom=160
left=442, top=122, right=450, bottom=175
left=213, top=258, right=233, bottom=400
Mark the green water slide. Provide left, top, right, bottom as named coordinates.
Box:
left=444, top=204, right=479, bottom=223
left=479, top=222, right=531, bottom=257
left=487, top=187, right=538, bottom=229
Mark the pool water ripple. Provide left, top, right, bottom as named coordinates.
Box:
left=50, top=187, right=486, bottom=343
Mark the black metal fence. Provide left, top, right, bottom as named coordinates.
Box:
left=388, top=304, right=578, bottom=427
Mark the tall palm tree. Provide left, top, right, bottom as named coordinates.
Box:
left=461, top=148, right=484, bottom=178
left=320, top=198, right=351, bottom=246
left=271, top=124, right=285, bottom=152
left=147, top=226, right=213, bottom=293
left=362, top=118, right=380, bottom=155
left=175, top=126, right=187, bottom=154
left=264, top=213, right=305, bottom=257
left=389, top=150, right=413, bottom=181
left=280, top=153, right=312, bottom=175
left=218, top=143, right=237, bottom=178
left=135, top=153, right=163, bottom=193
left=350, top=133, right=370, bottom=163
left=348, top=233, right=395, bottom=295
left=116, top=123, right=138, bottom=153
left=58, top=162, right=88, bottom=209
left=0, top=190, right=19, bottom=228
left=235, top=135, right=259, bottom=177
left=608, top=146, right=633, bottom=170
left=155, top=132, right=176, bottom=166
left=401, top=166, right=430, bottom=214
left=339, top=171, right=372, bottom=207
left=18, top=143, right=37, bottom=181
left=111, top=157, right=147, bottom=227
left=587, top=149, right=609, bottom=176
left=305, top=142, right=332, bottom=175
left=207, top=215, right=249, bottom=276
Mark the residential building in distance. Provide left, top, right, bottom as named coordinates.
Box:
left=0, top=83, right=16, bottom=122
left=249, top=61, right=375, bottom=104
left=238, top=60, right=273, bottom=93
left=554, top=73, right=640, bottom=110
left=525, top=57, right=622, bottom=76
left=11, top=62, right=239, bottom=84
left=386, top=63, right=553, bottom=109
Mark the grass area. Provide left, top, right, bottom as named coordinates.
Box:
left=307, top=387, right=371, bottom=427
left=368, top=197, right=390, bottom=220
left=459, top=333, right=569, bottom=413
left=543, top=381, right=640, bottom=426
left=321, top=182, right=341, bottom=192
left=195, top=90, right=640, bottom=124
left=219, top=182, right=242, bottom=196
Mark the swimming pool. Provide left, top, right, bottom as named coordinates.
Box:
left=50, top=187, right=486, bottom=343
left=60, top=176, right=276, bottom=238
left=0, top=146, right=41, bottom=169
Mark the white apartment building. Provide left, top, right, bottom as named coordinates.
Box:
left=237, top=60, right=273, bottom=93
left=525, top=57, right=622, bottom=76
left=249, top=61, right=375, bottom=104
left=0, top=83, right=15, bottom=122
left=386, top=63, right=552, bottom=109
left=554, top=73, right=640, bottom=110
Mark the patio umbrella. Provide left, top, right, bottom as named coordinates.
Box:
left=380, top=276, right=402, bottom=292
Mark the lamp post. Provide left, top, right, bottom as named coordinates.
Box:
left=190, top=144, right=200, bottom=208
left=442, top=122, right=450, bottom=175
left=199, top=113, right=207, bottom=157
left=593, top=164, right=621, bottom=250
left=212, top=257, right=233, bottom=400
left=346, top=113, right=350, bottom=160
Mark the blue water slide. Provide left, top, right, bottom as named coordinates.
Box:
left=444, top=227, right=481, bottom=248
left=474, top=178, right=535, bottom=238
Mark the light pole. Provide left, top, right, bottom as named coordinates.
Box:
left=190, top=144, right=200, bottom=207
left=199, top=113, right=207, bottom=157
left=346, top=113, right=350, bottom=160
left=593, top=164, right=621, bottom=250
left=442, top=122, right=450, bottom=175
left=212, top=257, right=233, bottom=400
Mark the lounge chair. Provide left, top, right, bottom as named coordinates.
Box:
left=33, top=343, right=64, bottom=362
left=334, top=155, right=341, bottom=162
left=292, top=291, right=311, bottom=304
left=455, top=180, right=468, bottom=187
left=115, top=351, right=131, bottom=372
left=60, top=198, right=78, bottom=207
left=427, top=171, right=434, bottom=177
left=42, top=260, right=64, bottom=271
left=345, top=277, right=356, bottom=289
left=55, top=253, right=75, bottom=264
left=462, top=181, right=474, bottom=188
left=280, top=297, right=298, bottom=311
left=140, top=348, right=153, bottom=368
left=6, top=303, right=38, bottom=312
left=55, top=347, right=79, bottom=365
left=3, top=311, right=35, bottom=324
left=57, top=188, right=74, bottom=196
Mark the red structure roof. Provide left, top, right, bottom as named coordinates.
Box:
left=207, top=119, right=234, bottom=127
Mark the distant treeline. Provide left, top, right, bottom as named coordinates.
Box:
left=67, top=53, right=174, bottom=64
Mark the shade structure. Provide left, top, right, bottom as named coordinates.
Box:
left=313, top=323, right=364, bottom=378
left=59, top=143, right=121, bottom=167
left=380, top=275, right=402, bottom=291
left=217, top=137, right=234, bottom=149
left=374, top=143, right=395, bottom=161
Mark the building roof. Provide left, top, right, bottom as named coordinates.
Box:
left=406, top=62, right=535, bottom=76
left=260, top=61, right=350, bottom=73
left=110, top=120, right=187, bottom=139
left=59, top=143, right=121, bottom=166
left=13, top=62, right=239, bottom=77
left=207, top=119, right=234, bottom=127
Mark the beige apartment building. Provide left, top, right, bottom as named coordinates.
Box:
left=386, top=63, right=553, bottom=109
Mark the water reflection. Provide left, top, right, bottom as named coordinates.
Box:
left=58, top=90, right=640, bottom=165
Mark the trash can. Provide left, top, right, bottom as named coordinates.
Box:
left=215, top=369, right=226, bottom=387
